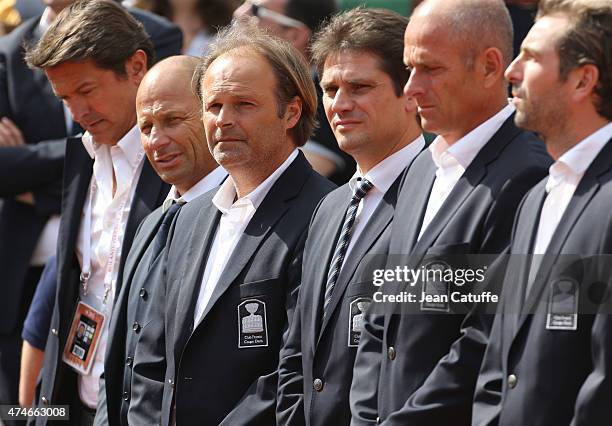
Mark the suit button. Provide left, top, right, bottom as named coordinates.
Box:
left=51, top=328, right=58, bottom=337
left=123, top=391, right=129, bottom=401
left=41, top=396, right=49, bottom=406
left=132, top=322, right=141, bottom=333
left=126, top=357, right=133, bottom=367
left=139, top=288, right=148, bottom=300
left=387, top=346, right=396, bottom=360
left=508, top=374, right=518, bottom=389
left=376, top=417, right=381, bottom=425
left=313, top=378, right=324, bottom=392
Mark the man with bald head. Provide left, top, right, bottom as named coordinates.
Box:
left=350, top=0, right=550, bottom=425
left=95, top=55, right=226, bottom=426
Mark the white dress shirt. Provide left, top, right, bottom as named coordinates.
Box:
left=162, top=166, right=228, bottom=212
left=418, top=103, right=515, bottom=240
left=343, top=135, right=425, bottom=266
left=76, top=126, right=144, bottom=408
left=526, top=122, right=612, bottom=296
left=193, top=150, right=299, bottom=327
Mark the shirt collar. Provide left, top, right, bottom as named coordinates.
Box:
left=429, top=103, right=515, bottom=171
left=81, top=125, right=142, bottom=170
left=163, top=166, right=228, bottom=212
left=213, top=149, right=299, bottom=214
left=349, top=135, right=425, bottom=194
left=547, top=121, right=612, bottom=192
left=38, top=8, right=53, bottom=33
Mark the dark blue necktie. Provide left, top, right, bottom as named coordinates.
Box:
left=323, top=178, right=373, bottom=318
left=150, top=201, right=184, bottom=265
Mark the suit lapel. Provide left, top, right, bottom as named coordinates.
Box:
left=317, top=177, right=401, bottom=341
left=173, top=200, right=221, bottom=352
left=310, top=187, right=352, bottom=345
left=503, top=183, right=546, bottom=338
left=389, top=153, right=436, bottom=256
left=114, top=207, right=165, bottom=302
left=116, top=160, right=168, bottom=294
left=57, top=139, right=93, bottom=324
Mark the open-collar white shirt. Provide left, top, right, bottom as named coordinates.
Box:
left=193, top=150, right=298, bottom=327
left=418, top=103, right=515, bottom=240
left=343, top=135, right=425, bottom=266
left=76, top=125, right=144, bottom=408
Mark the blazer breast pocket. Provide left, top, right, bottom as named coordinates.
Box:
left=425, top=242, right=471, bottom=257
left=236, top=278, right=282, bottom=349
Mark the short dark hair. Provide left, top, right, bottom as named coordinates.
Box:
left=25, top=0, right=155, bottom=76
left=193, top=19, right=317, bottom=147
left=537, top=0, right=612, bottom=120
left=310, top=7, right=409, bottom=96
left=285, top=0, right=336, bottom=32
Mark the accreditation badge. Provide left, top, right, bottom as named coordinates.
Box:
left=62, top=302, right=106, bottom=375
left=348, top=297, right=372, bottom=347
left=546, top=278, right=579, bottom=331
left=237, top=299, right=268, bottom=348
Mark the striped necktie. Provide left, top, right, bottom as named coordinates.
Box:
left=323, top=178, right=374, bottom=318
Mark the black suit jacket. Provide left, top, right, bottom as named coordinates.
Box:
left=0, top=17, right=69, bottom=336
left=0, top=141, right=65, bottom=197
left=473, top=137, right=612, bottom=426
left=276, top=171, right=406, bottom=426
left=350, top=116, right=551, bottom=425
left=97, top=205, right=166, bottom=426
left=161, top=153, right=335, bottom=426
left=33, top=137, right=169, bottom=425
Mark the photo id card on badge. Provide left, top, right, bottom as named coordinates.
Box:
left=546, top=278, right=579, bottom=331
left=62, top=302, right=106, bottom=375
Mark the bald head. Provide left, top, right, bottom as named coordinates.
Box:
left=139, top=55, right=201, bottom=99
left=412, top=0, right=514, bottom=67
left=137, top=55, right=218, bottom=195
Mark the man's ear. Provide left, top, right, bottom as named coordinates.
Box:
left=126, top=49, right=148, bottom=85
left=570, top=63, right=599, bottom=103
left=480, top=47, right=505, bottom=89
left=284, top=96, right=303, bottom=130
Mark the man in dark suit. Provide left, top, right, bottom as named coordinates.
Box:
left=276, top=8, right=424, bottom=426
left=0, top=0, right=181, bottom=409
left=24, top=1, right=171, bottom=423
left=95, top=55, right=227, bottom=426
left=160, top=21, right=335, bottom=426
left=350, top=0, right=551, bottom=424
left=473, top=2, right=612, bottom=425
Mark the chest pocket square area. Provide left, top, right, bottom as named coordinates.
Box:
left=238, top=299, right=269, bottom=348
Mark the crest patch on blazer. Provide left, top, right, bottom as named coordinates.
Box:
left=546, top=277, right=579, bottom=331
left=237, top=299, right=269, bottom=348
left=348, top=297, right=372, bottom=347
